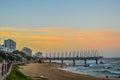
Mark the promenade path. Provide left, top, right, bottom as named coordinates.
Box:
left=0, top=63, right=2, bottom=79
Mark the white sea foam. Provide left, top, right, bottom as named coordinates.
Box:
left=58, top=58, right=120, bottom=80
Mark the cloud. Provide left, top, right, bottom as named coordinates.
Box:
left=0, top=27, right=120, bottom=53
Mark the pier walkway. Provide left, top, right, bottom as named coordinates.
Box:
left=41, top=50, right=103, bottom=66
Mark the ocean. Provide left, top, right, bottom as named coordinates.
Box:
left=53, top=58, right=120, bottom=80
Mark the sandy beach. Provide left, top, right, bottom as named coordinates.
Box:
left=19, top=63, right=111, bottom=80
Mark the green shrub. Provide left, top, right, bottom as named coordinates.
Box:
left=0, top=56, right=3, bottom=62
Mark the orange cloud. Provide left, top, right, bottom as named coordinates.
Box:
left=0, top=27, right=120, bottom=53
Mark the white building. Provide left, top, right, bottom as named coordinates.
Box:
left=0, top=45, right=13, bottom=52
left=35, top=52, right=42, bottom=58
left=22, top=47, right=32, bottom=56
left=0, top=45, right=5, bottom=51
left=4, top=39, right=16, bottom=52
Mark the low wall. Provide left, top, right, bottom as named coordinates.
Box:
left=0, top=63, right=12, bottom=80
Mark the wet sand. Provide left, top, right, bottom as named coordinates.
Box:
left=19, top=63, right=111, bottom=80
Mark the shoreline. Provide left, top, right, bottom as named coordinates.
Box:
left=60, top=64, right=120, bottom=80
left=59, top=67, right=116, bottom=79
left=19, top=62, right=111, bottom=80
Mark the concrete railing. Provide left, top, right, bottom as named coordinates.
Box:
left=0, top=62, right=12, bottom=80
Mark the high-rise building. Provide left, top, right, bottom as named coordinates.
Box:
left=4, top=39, right=16, bottom=52
left=22, top=47, right=32, bottom=56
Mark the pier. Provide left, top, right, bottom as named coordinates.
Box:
left=41, top=50, right=103, bottom=66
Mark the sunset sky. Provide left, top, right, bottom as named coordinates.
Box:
left=0, top=0, right=120, bottom=57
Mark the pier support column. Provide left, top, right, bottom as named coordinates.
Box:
left=61, top=59, right=63, bottom=64
left=84, top=59, right=87, bottom=67
left=49, top=59, right=51, bottom=63
left=96, top=59, right=98, bottom=64
left=73, top=59, right=75, bottom=66
left=61, top=59, right=64, bottom=68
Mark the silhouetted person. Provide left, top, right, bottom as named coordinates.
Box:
left=106, top=76, right=109, bottom=78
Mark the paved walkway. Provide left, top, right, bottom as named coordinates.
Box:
left=0, top=63, right=2, bottom=79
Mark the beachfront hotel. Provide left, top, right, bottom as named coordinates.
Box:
left=0, top=39, right=16, bottom=52
left=35, top=52, right=42, bottom=58
left=4, top=39, right=16, bottom=51
left=22, top=47, right=32, bottom=56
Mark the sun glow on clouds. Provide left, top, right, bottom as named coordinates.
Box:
left=0, top=27, right=120, bottom=53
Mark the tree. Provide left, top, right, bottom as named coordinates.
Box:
left=13, top=50, right=26, bottom=57
left=0, top=50, right=6, bottom=59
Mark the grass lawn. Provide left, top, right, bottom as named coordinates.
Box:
left=6, top=65, right=31, bottom=80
